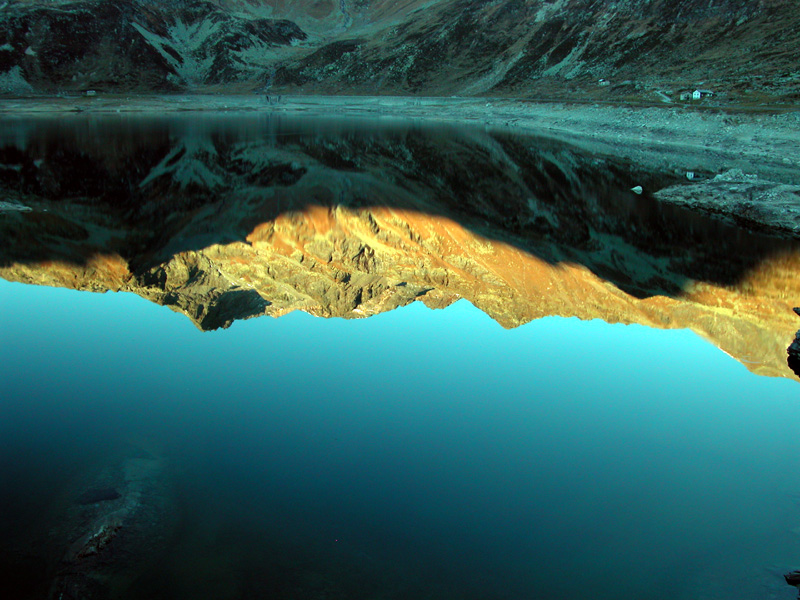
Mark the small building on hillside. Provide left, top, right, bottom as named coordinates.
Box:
left=681, top=89, right=715, bottom=101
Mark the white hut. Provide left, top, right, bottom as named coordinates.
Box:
left=690, top=89, right=715, bottom=100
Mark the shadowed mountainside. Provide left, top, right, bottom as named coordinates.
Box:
left=1, top=114, right=799, bottom=380
left=1, top=0, right=799, bottom=103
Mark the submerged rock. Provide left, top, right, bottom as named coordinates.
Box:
left=64, top=511, right=125, bottom=562
left=76, top=488, right=121, bottom=505
left=38, top=444, right=177, bottom=600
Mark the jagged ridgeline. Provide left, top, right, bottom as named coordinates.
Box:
left=1, top=0, right=798, bottom=101
left=1, top=115, right=799, bottom=381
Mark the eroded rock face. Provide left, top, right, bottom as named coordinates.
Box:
left=1, top=0, right=799, bottom=102
left=1, top=115, right=799, bottom=381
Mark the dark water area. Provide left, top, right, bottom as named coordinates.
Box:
left=1, top=283, right=800, bottom=600
left=1, top=113, right=800, bottom=600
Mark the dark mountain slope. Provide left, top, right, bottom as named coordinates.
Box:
left=1, top=0, right=798, bottom=102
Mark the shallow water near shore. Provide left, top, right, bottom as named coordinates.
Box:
left=1, top=113, right=800, bottom=599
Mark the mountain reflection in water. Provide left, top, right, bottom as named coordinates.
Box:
left=1, top=114, right=798, bottom=380
left=1, top=114, right=800, bottom=600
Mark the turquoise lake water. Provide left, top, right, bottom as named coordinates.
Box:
left=2, top=278, right=800, bottom=599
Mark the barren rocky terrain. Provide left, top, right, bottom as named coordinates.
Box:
left=1, top=0, right=799, bottom=104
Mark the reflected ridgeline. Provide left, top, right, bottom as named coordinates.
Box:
left=1, top=114, right=799, bottom=381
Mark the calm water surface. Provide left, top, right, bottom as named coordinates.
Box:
left=1, top=114, right=800, bottom=600
left=1, top=282, right=799, bottom=599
